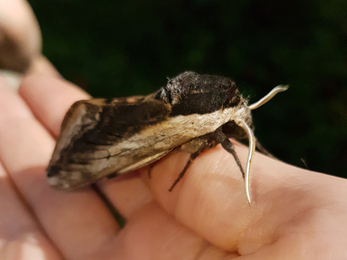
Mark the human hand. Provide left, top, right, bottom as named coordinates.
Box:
left=0, top=66, right=346, bottom=259
left=1, top=0, right=346, bottom=259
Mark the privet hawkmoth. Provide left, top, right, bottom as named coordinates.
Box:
left=47, top=71, right=287, bottom=203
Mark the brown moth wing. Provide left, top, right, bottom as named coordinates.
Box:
left=47, top=94, right=174, bottom=190
left=47, top=97, right=248, bottom=190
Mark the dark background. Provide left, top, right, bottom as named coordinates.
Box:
left=29, top=0, right=347, bottom=178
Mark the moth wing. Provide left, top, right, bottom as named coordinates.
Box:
left=117, top=150, right=171, bottom=174
left=47, top=95, right=172, bottom=190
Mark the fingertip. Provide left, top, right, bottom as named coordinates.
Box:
left=19, top=73, right=90, bottom=136
left=25, top=56, right=62, bottom=78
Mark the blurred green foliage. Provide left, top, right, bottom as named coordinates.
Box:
left=29, top=0, right=347, bottom=177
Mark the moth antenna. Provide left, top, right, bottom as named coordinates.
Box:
left=248, top=85, right=289, bottom=110
left=235, top=119, right=256, bottom=205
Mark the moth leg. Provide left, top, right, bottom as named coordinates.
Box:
left=148, top=146, right=181, bottom=178
left=300, top=158, right=308, bottom=169
left=91, top=184, right=126, bottom=227
left=214, top=128, right=246, bottom=178
left=255, top=138, right=274, bottom=158
left=107, top=172, right=118, bottom=180
left=168, top=137, right=214, bottom=192
left=148, top=163, right=156, bottom=178
left=168, top=144, right=208, bottom=192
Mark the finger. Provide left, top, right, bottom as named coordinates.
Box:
left=105, top=201, right=233, bottom=259
left=25, top=56, right=62, bottom=78
left=0, top=0, right=41, bottom=72
left=0, top=79, right=119, bottom=259
left=140, top=141, right=337, bottom=254
left=0, top=161, right=62, bottom=259
left=19, top=75, right=154, bottom=219
left=19, top=73, right=90, bottom=137
left=99, top=171, right=154, bottom=218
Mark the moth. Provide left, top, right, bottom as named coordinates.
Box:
left=47, top=71, right=287, bottom=203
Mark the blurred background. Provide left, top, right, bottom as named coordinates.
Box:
left=28, top=0, right=346, bottom=178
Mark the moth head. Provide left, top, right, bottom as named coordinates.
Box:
left=222, top=84, right=290, bottom=140
left=226, top=84, right=289, bottom=204
left=156, top=71, right=244, bottom=116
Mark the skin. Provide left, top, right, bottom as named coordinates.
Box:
left=1, top=1, right=347, bottom=259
